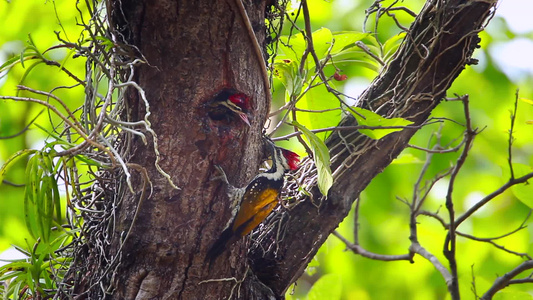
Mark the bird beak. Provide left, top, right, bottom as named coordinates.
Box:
left=239, top=112, right=251, bottom=127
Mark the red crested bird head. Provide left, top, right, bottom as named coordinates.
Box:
left=280, top=148, right=300, bottom=171
left=227, top=93, right=251, bottom=126
left=208, top=89, right=252, bottom=127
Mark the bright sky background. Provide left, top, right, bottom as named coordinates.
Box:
left=491, top=0, right=533, bottom=81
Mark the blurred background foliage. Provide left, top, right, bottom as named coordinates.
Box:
left=0, top=0, right=532, bottom=299
left=0, top=1, right=88, bottom=251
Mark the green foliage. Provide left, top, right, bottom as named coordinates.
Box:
left=503, top=163, right=533, bottom=208
left=0, top=233, right=75, bottom=299
left=23, top=148, right=62, bottom=242
left=272, top=26, right=408, bottom=144
left=0, top=0, right=532, bottom=299
left=292, top=121, right=333, bottom=196
left=348, top=107, right=414, bottom=139
left=307, top=274, right=342, bottom=300
left=273, top=1, right=533, bottom=300
left=0, top=1, right=96, bottom=298
left=0, top=134, right=87, bottom=299
left=494, top=291, right=533, bottom=300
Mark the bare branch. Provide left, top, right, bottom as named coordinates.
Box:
left=455, top=172, right=533, bottom=226
left=507, top=90, right=519, bottom=180
left=333, top=231, right=411, bottom=261
left=444, top=95, right=478, bottom=299
left=481, top=261, right=533, bottom=300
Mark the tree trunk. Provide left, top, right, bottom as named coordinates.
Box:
left=107, top=0, right=273, bottom=299
left=73, top=0, right=497, bottom=299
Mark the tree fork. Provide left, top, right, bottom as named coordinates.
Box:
left=249, top=0, right=497, bottom=297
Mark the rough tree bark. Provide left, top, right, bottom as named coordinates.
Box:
left=89, top=0, right=498, bottom=299
left=107, top=0, right=273, bottom=299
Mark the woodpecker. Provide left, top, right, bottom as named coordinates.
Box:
left=208, top=89, right=251, bottom=126
left=206, top=140, right=300, bottom=262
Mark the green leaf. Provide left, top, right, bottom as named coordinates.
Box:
left=494, top=290, right=533, bottom=300
left=273, top=59, right=304, bottom=97
left=310, top=28, right=334, bottom=62
left=18, top=60, right=44, bottom=87
left=306, top=256, right=320, bottom=276
left=295, top=83, right=342, bottom=140
left=278, top=34, right=307, bottom=63
left=307, top=274, right=342, bottom=300
left=329, top=31, right=370, bottom=55
left=21, top=150, right=62, bottom=243
left=0, top=52, right=38, bottom=77
left=391, top=153, right=423, bottom=164
left=278, top=28, right=333, bottom=70
left=502, top=163, right=533, bottom=208
left=24, top=154, right=41, bottom=240
left=520, top=98, right=533, bottom=105
left=329, top=48, right=381, bottom=72
left=382, top=32, right=406, bottom=63
left=291, top=121, right=333, bottom=196
left=0, top=149, right=38, bottom=184
left=0, top=261, right=31, bottom=279
left=348, top=107, right=414, bottom=139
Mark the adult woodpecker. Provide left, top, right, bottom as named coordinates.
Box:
left=206, top=140, right=300, bottom=262
left=208, top=89, right=251, bottom=126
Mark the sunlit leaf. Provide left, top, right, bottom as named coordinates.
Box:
left=278, top=34, right=307, bottom=63
left=291, top=121, right=333, bottom=196
left=306, top=260, right=318, bottom=276
left=329, top=48, right=381, bottom=72
left=348, top=107, right=414, bottom=139
left=391, top=153, right=423, bottom=164
left=329, top=31, right=370, bottom=54
left=382, top=32, right=406, bottom=62
left=273, top=59, right=304, bottom=97
left=0, top=149, right=38, bottom=184
left=310, top=28, right=334, bottom=62
left=277, top=28, right=333, bottom=70
left=295, top=83, right=341, bottom=140
left=307, top=274, right=342, bottom=300
left=494, top=290, right=533, bottom=300
left=520, top=98, right=533, bottom=105
left=521, top=98, right=533, bottom=125
left=502, top=163, right=533, bottom=208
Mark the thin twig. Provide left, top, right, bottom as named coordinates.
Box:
left=0, top=109, right=44, bottom=139
left=455, top=172, right=533, bottom=226
left=272, top=122, right=434, bottom=141
left=507, top=90, right=519, bottom=180
left=333, top=231, right=411, bottom=261
left=444, top=95, right=477, bottom=300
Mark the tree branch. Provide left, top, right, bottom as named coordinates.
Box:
left=249, top=0, right=498, bottom=296
left=332, top=231, right=411, bottom=261
left=481, top=261, right=533, bottom=300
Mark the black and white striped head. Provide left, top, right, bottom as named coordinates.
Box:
left=266, top=140, right=300, bottom=172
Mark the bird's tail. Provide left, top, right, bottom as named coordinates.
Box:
left=206, top=227, right=237, bottom=267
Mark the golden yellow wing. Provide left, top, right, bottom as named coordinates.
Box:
left=232, top=187, right=279, bottom=237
